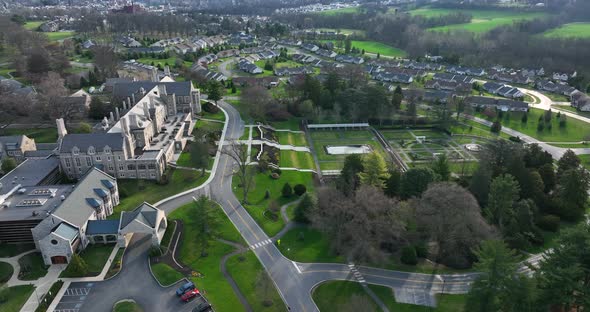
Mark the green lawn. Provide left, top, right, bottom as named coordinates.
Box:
left=176, top=142, right=214, bottom=170
left=23, top=21, right=45, bottom=30
left=18, top=252, right=48, bottom=280
left=226, top=251, right=285, bottom=311
left=578, top=154, right=590, bottom=171
left=543, top=22, right=590, bottom=39
left=321, top=39, right=406, bottom=57
left=46, top=31, right=76, bottom=41
left=201, top=106, right=226, bottom=122
left=0, top=285, right=35, bottom=312
left=553, top=105, right=590, bottom=118
left=105, top=248, right=125, bottom=279
left=0, top=261, right=14, bottom=283
left=369, top=284, right=467, bottom=312
left=270, top=119, right=301, bottom=131
left=277, top=132, right=307, bottom=147
left=279, top=150, right=315, bottom=169
left=111, top=169, right=210, bottom=219
left=233, top=171, right=315, bottom=236
left=168, top=201, right=246, bottom=312
left=0, top=243, right=35, bottom=258
left=310, top=130, right=387, bottom=171
left=151, top=262, right=184, bottom=286
left=113, top=301, right=144, bottom=312
left=60, top=244, right=114, bottom=277
left=410, top=8, right=548, bottom=33
left=277, top=227, right=344, bottom=263
left=312, top=281, right=379, bottom=311
left=315, top=7, right=360, bottom=15
left=476, top=108, right=590, bottom=142
left=0, top=128, right=57, bottom=143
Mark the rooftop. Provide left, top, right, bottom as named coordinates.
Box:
left=0, top=157, right=60, bottom=196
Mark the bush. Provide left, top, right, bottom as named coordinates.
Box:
left=537, top=215, right=560, bottom=232
left=490, top=121, right=502, bottom=133
left=294, top=194, right=314, bottom=223
left=509, top=136, right=522, bottom=143
left=67, top=254, right=88, bottom=277
left=281, top=183, right=293, bottom=197
left=203, top=101, right=220, bottom=114
left=272, top=168, right=282, bottom=175
left=293, top=184, right=307, bottom=196
left=400, top=246, right=418, bottom=265
left=270, top=172, right=280, bottom=179
left=414, top=244, right=428, bottom=258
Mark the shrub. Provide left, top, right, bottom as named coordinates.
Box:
left=509, top=136, right=522, bottom=143
left=490, top=121, right=502, bottom=133
left=294, top=194, right=314, bottom=223
left=537, top=122, right=545, bottom=132
left=270, top=172, right=280, bottom=179
left=521, top=113, right=528, bottom=123
left=293, top=184, right=307, bottom=196
left=264, top=189, right=270, bottom=199
left=537, top=215, right=560, bottom=232
left=68, top=254, right=88, bottom=276
left=1, top=157, right=17, bottom=173
left=272, top=168, right=282, bottom=175
left=149, top=246, right=163, bottom=258
left=202, top=101, right=220, bottom=114
left=414, top=244, right=428, bottom=258
left=281, top=183, right=293, bottom=197
left=400, top=246, right=418, bottom=265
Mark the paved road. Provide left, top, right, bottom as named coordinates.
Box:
left=54, top=235, right=199, bottom=312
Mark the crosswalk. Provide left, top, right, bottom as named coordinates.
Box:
left=348, top=263, right=366, bottom=284
left=250, top=239, right=273, bottom=250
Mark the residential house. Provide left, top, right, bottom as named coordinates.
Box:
left=217, top=49, right=240, bottom=59
left=274, top=66, right=314, bottom=77
left=191, top=65, right=227, bottom=82
left=335, top=55, right=364, bottom=64
left=198, top=54, right=218, bottom=65
left=425, top=80, right=472, bottom=93
left=233, top=76, right=280, bottom=88
left=315, top=49, right=337, bottom=58
left=238, top=59, right=263, bottom=74
left=571, top=90, right=590, bottom=111
left=301, top=43, right=319, bottom=52
left=466, top=96, right=528, bottom=112
left=403, top=89, right=453, bottom=103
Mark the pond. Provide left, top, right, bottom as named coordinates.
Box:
left=325, top=145, right=372, bottom=155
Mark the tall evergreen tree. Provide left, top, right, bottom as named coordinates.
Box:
left=358, top=152, right=390, bottom=189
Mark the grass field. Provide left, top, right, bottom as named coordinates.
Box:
left=578, top=154, right=590, bottom=171
left=313, top=281, right=379, bottom=311
left=277, top=227, right=345, bottom=263
left=411, top=8, right=548, bottom=33
left=322, top=39, right=406, bottom=57
left=277, top=132, right=308, bottom=147
left=370, top=285, right=467, bottom=312
left=316, top=28, right=366, bottom=36
left=151, top=263, right=184, bottom=286
left=233, top=171, right=315, bottom=236
left=0, top=128, right=58, bottom=143
left=169, top=201, right=245, bottom=312
left=23, top=21, right=45, bottom=30
left=61, top=244, right=114, bottom=277
left=226, top=251, right=285, bottom=312
left=46, top=31, right=76, bottom=41
left=18, top=252, right=48, bottom=280
left=0, top=285, right=35, bottom=312
left=543, top=22, right=590, bottom=39
left=315, top=7, right=359, bottom=15
left=0, top=243, right=35, bottom=258
left=279, top=150, right=315, bottom=169
left=111, top=169, right=210, bottom=219
left=113, top=301, right=143, bottom=312
left=0, top=261, right=14, bottom=284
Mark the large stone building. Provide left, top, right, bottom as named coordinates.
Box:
left=0, top=135, right=37, bottom=162
left=57, top=77, right=200, bottom=181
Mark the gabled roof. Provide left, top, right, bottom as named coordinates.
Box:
left=112, top=81, right=192, bottom=99
left=120, top=202, right=160, bottom=230
left=60, top=133, right=124, bottom=152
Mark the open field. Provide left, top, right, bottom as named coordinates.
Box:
left=46, top=31, right=76, bottom=41
left=315, top=7, right=359, bottom=15
left=23, top=21, right=45, bottom=30
left=277, top=132, right=308, bottom=146
left=233, top=171, right=315, bottom=236
left=322, top=39, right=407, bottom=57
left=309, top=129, right=387, bottom=171
left=169, top=201, right=245, bottom=312
left=279, top=150, right=315, bottom=169
left=226, top=251, right=285, bottom=312
left=543, top=22, right=590, bottom=39
left=410, top=8, right=548, bottom=33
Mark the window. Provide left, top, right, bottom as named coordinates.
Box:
left=119, top=165, right=124, bottom=171
left=104, top=146, right=111, bottom=154
left=72, top=147, right=79, bottom=155
left=65, top=158, right=71, bottom=167
left=148, top=164, right=156, bottom=169
left=107, top=156, right=111, bottom=161
left=127, top=164, right=135, bottom=170
left=86, top=157, right=92, bottom=167
left=138, top=164, right=146, bottom=170
left=108, top=165, right=114, bottom=171
left=95, top=156, right=101, bottom=161
left=150, top=173, right=155, bottom=177
left=117, top=156, right=122, bottom=161
left=88, top=146, right=95, bottom=155
left=75, top=158, right=81, bottom=167
left=51, top=239, right=58, bottom=245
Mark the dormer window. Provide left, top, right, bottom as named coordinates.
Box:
left=72, top=147, right=79, bottom=155
left=88, top=146, right=95, bottom=155
left=104, top=146, right=111, bottom=154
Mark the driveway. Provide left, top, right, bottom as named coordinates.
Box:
left=54, top=235, right=200, bottom=312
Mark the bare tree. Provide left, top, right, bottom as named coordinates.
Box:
left=36, top=72, right=75, bottom=124
left=241, top=85, right=273, bottom=120
left=92, top=46, right=118, bottom=78
left=414, top=182, right=497, bottom=269
left=221, top=141, right=255, bottom=203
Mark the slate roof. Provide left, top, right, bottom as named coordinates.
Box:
left=111, top=81, right=192, bottom=99
left=52, top=168, right=116, bottom=228
left=86, top=220, right=120, bottom=235
left=60, top=133, right=124, bottom=152
left=120, top=202, right=160, bottom=229
left=53, top=222, right=79, bottom=241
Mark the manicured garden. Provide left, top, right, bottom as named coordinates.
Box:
left=279, top=150, right=315, bottom=169
left=277, top=132, right=308, bottom=147
left=111, top=169, right=210, bottom=219
left=60, top=244, right=114, bottom=277
left=18, top=252, right=48, bottom=280
left=232, top=171, right=315, bottom=236
left=226, top=251, right=285, bottom=311
left=168, top=201, right=246, bottom=312
left=151, top=263, right=183, bottom=286
left=410, top=8, right=549, bottom=33
left=543, top=22, right=590, bottom=39
left=0, top=285, right=35, bottom=312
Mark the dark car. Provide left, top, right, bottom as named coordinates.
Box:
left=176, top=281, right=195, bottom=296
left=192, top=302, right=212, bottom=312
left=181, top=288, right=200, bottom=302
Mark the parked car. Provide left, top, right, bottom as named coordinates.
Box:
left=192, top=302, right=212, bottom=312
left=181, top=288, right=200, bottom=302
left=176, top=281, right=195, bottom=296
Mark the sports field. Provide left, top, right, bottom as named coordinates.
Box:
left=410, top=8, right=548, bottom=33
left=543, top=22, right=590, bottom=39
left=23, top=21, right=45, bottom=30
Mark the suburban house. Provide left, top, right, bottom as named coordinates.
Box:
left=432, top=73, right=474, bottom=84
left=535, top=80, right=576, bottom=96
left=425, top=80, right=472, bottom=93
left=198, top=54, right=218, bottom=65
left=191, top=65, right=227, bottom=82
left=403, top=89, right=453, bottom=103
left=447, top=66, right=485, bottom=77
left=301, top=43, right=319, bottom=52
left=238, top=59, right=263, bottom=74
left=335, top=55, right=364, bottom=65
left=274, top=66, right=314, bottom=77
left=233, top=76, right=280, bottom=88
left=0, top=135, right=37, bottom=162
left=571, top=90, right=590, bottom=111
left=315, top=49, right=337, bottom=58
left=483, top=82, right=524, bottom=99
left=466, top=96, right=529, bottom=112
left=120, top=36, right=142, bottom=48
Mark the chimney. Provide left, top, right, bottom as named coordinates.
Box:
left=164, top=66, right=171, bottom=77
left=56, top=118, right=67, bottom=139
left=151, top=68, right=158, bottom=82
left=143, top=101, right=151, bottom=120
left=131, top=93, right=136, bottom=105
left=109, top=111, right=115, bottom=123
left=122, top=100, right=127, bottom=110
left=129, top=114, right=138, bottom=129
left=120, top=116, right=129, bottom=137
left=115, top=107, right=120, bottom=120
left=127, top=97, right=132, bottom=108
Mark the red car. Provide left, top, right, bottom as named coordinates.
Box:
left=181, top=288, right=200, bottom=302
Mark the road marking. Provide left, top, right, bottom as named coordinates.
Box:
left=227, top=200, right=260, bottom=241
left=219, top=154, right=228, bottom=187
left=292, top=261, right=302, bottom=274
left=250, top=239, right=273, bottom=250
